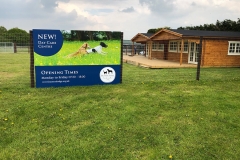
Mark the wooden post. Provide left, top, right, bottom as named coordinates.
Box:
left=149, top=41, right=152, bottom=59
left=146, top=42, right=148, bottom=58
left=146, top=42, right=148, bottom=57
left=196, top=36, right=203, bottom=81
left=14, top=43, right=17, bottom=53
left=180, top=39, right=183, bottom=65
left=29, top=30, right=35, bottom=88
left=125, top=45, right=127, bottom=55
left=144, top=43, right=146, bottom=56
left=132, top=42, right=134, bottom=56
left=120, top=32, right=123, bottom=83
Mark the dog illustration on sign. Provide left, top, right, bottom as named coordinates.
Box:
left=107, top=69, right=113, bottom=74
left=67, top=42, right=108, bottom=57
left=67, top=42, right=90, bottom=57
left=103, top=69, right=113, bottom=74
left=87, top=42, right=108, bottom=54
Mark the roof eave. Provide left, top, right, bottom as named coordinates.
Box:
left=150, top=29, right=183, bottom=39
left=131, top=33, right=150, bottom=42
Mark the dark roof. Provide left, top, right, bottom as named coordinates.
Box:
left=170, top=29, right=240, bottom=38
left=141, top=33, right=154, bottom=38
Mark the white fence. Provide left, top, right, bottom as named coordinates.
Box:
left=0, top=42, right=14, bottom=53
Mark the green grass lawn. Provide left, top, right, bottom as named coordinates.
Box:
left=1, top=53, right=240, bottom=159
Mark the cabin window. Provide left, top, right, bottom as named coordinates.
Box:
left=152, top=43, right=164, bottom=51
left=152, top=43, right=157, bottom=50
left=228, top=41, right=240, bottom=55
left=159, top=44, right=164, bottom=51
left=178, top=41, right=188, bottom=53
left=169, top=41, right=178, bottom=52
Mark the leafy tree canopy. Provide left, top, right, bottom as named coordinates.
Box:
left=177, top=18, right=240, bottom=31
left=0, top=26, right=7, bottom=33
left=64, top=30, right=122, bottom=41
left=0, top=26, right=29, bottom=45
left=147, top=19, right=240, bottom=33
left=7, top=27, right=28, bottom=34
left=147, top=26, right=171, bottom=34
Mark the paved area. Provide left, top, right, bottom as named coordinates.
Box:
left=123, top=55, right=196, bottom=68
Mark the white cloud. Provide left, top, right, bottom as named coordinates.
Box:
left=0, top=0, right=240, bottom=39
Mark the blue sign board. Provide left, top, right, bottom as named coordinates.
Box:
left=33, top=29, right=63, bottom=56
left=33, top=29, right=122, bottom=88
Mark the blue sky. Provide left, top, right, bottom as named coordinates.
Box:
left=0, top=0, right=239, bottom=39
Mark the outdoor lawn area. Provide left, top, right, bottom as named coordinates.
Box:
left=0, top=53, right=240, bottom=159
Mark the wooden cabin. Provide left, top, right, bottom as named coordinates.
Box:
left=131, top=29, right=240, bottom=67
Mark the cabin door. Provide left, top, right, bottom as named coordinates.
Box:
left=188, top=42, right=199, bottom=64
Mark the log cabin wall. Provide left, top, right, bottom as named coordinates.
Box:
left=150, top=40, right=169, bottom=60
left=151, top=51, right=164, bottom=59
left=167, top=52, right=188, bottom=63
left=151, top=51, right=188, bottom=63
left=202, top=39, right=240, bottom=67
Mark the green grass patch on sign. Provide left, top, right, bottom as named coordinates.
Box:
left=34, top=40, right=121, bottom=66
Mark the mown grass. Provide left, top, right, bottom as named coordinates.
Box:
left=34, top=40, right=121, bottom=66
left=0, top=53, right=240, bottom=159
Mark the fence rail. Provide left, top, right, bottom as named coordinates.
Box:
left=16, top=46, right=30, bottom=53
left=0, top=33, right=30, bottom=53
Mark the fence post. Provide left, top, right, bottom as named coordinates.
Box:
left=120, top=32, right=123, bottom=83
left=29, top=30, right=35, bottom=88
left=196, top=36, right=203, bottom=81
left=14, top=43, right=17, bottom=53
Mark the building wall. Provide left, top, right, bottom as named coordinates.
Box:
left=168, top=52, right=188, bottom=63
left=202, top=40, right=240, bottom=67
left=151, top=51, right=188, bottom=63
left=151, top=39, right=240, bottom=66
left=151, top=51, right=164, bottom=59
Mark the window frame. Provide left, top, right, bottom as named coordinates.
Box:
left=152, top=42, right=164, bottom=51
left=178, top=41, right=188, bottom=53
left=169, top=41, right=178, bottom=52
left=228, top=41, right=240, bottom=55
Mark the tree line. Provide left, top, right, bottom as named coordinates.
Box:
left=0, top=26, right=30, bottom=45
left=62, top=30, right=122, bottom=41
left=0, top=26, right=122, bottom=45
left=147, top=18, right=240, bottom=33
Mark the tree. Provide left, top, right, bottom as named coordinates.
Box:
left=7, top=27, right=28, bottom=34
left=61, top=30, right=71, bottom=41
left=0, top=26, right=7, bottom=33
left=111, top=32, right=122, bottom=40
left=7, top=27, right=29, bottom=45
left=0, top=26, right=8, bottom=42
left=94, top=31, right=107, bottom=40
left=147, top=26, right=171, bottom=33
left=106, top=31, right=112, bottom=40
left=87, top=31, right=94, bottom=41
left=237, top=18, right=240, bottom=31
left=70, top=30, right=90, bottom=41
left=177, top=18, right=240, bottom=31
